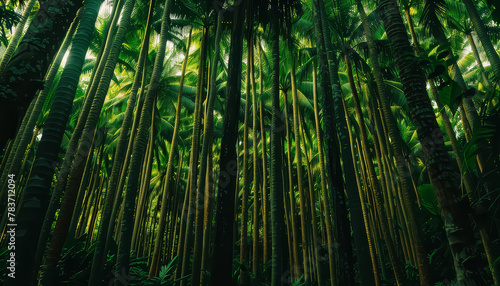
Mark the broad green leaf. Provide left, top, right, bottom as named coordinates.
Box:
left=438, top=80, right=462, bottom=114
left=417, top=184, right=440, bottom=216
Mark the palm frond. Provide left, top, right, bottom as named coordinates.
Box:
left=420, top=0, right=447, bottom=37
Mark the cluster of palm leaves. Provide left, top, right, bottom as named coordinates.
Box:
left=0, top=0, right=499, bottom=285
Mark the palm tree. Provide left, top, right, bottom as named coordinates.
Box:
left=268, top=1, right=287, bottom=285
left=114, top=0, right=173, bottom=282
left=239, top=13, right=254, bottom=285
left=149, top=26, right=191, bottom=279
left=88, top=1, right=155, bottom=283
left=0, top=0, right=83, bottom=150
left=39, top=1, right=136, bottom=283
left=313, top=0, right=372, bottom=283
left=356, top=1, right=433, bottom=284
left=199, top=14, right=223, bottom=285
left=461, top=0, right=500, bottom=80
left=11, top=0, right=104, bottom=284
left=0, top=0, right=37, bottom=70
left=211, top=2, right=245, bottom=285
left=378, top=0, right=487, bottom=283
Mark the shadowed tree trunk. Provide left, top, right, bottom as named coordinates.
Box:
left=211, top=2, right=245, bottom=285
left=199, top=14, right=223, bottom=285
left=378, top=0, right=487, bottom=283
left=269, top=1, right=286, bottom=285
left=357, top=1, right=433, bottom=284
left=0, top=0, right=84, bottom=150
left=11, top=0, right=101, bottom=284
left=39, top=0, right=135, bottom=283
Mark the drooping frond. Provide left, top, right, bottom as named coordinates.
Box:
left=420, top=0, right=447, bottom=37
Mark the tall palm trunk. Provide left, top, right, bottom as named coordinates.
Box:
left=0, top=0, right=37, bottom=71
left=250, top=42, right=260, bottom=280
left=148, top=26, right=191, bottom=278
left=239, top=24, right=253, bottom=286
left=199, top=17, right=223, bottom=286
left=283, top=90, right=300, bottom=280
left=298, top=107, right=322, bottom=285
left=88, top=1, right=154, bottom=283
left=31, top=18, right=80, bottom=266
left=259, top=91, right=270, bottom=268
left=311, top=62, right=341, bottom=285
left=357, top=2, right=432, bottom=284
left=378, top=0, right=487, bottom=283
left=10, top=0, right=102, bottom=283
left=462, top=0, right=500, bottom=79
left=211, top=3, right=245, bottom=285
left=290, top=63, right=311, bottom=285
left=180, top=26, right=208, bottom=285
left=48, top=0, right=124, bottom=214
left=113, top=0, right=172, bottom=282
left=38, top=0, right=135, bottom=282
left=269, top=1, right=286, bottom=285
left=0, top=0, right=83, bottom=149
left=193, top=17, right=224, bottom=285
left=344, top=52, right=406, bottom=285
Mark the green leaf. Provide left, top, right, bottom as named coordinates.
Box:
left=438, top=80, right=462, bottom=114
left=417, top=184, right=440, bottom=216
left=159, top=265, right=169, bottom=280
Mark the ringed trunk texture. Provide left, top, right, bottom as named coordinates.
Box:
left=378, top=0, right=487, bottom=284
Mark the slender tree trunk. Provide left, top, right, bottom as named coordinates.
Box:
left=180, top=25, right=208, bottom=286
left=260, top=92, right=270, bottom=269
left=193, top=17, right=224, bottom=285
left=269, top=1, right=286, bottom=285
left=211, top=2, right=245, bottom=284
left=198, top=18, right=222, bottom=286
left=283, top=90, right=300, bottom=280
left=462, top=0, right=500, bottom=79
left=148, top=26, right=191, bottom=278
left=250, top=42, right=260, bottom=281
left=357, top=2, right=433, bottom=284
left=113, top=0, right=172, bottom=282
left=239, top=23, right=252, bottom=286
left=88, top=1, right=153, bottom=283
left=298, top=108, right=321, bottom=285
left=290, top=63, right=311, bottom=285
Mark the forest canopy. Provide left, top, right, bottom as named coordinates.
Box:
left=0, top=0, right=500, bottom=285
